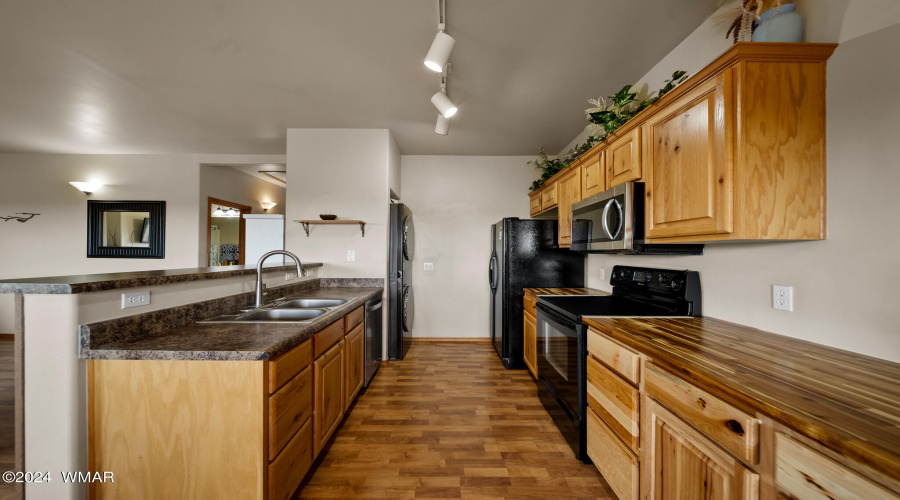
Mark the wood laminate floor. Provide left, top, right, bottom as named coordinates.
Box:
left=295, top=342, right=613, bottom=499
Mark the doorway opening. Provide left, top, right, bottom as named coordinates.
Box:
left=207, top=197, right=252, bottom=266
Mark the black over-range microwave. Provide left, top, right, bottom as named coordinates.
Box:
left=569, top=182, right=704, bottom=255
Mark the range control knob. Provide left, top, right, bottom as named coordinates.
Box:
left=658, top=275, right=670, bottom=285
left=669, top=279, right=683, bottom=292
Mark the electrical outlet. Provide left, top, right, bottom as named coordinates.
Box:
left=598, top=268, right=605, bottom=281
left=773, top=285, right=793, bottom=311
left=424, top=263, right=434, bottom=271
left=285, top=272, right=294, bottom=281
left=347, top=250, right=356, bottom=262
left=122, top=290, right=150, bottom=309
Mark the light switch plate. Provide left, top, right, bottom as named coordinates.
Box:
left=122, top=290, right=150, bottom=309
left=773, top=285, right=793, bottom=311
left=424, top=263, right=434, bottom=271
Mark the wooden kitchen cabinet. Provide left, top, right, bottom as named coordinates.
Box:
left=581, top=147, right=606, bottom=198
left=642, top=71, right=734, bottom=240
left=557, top=164, right=582, bottom=247
left=529, top=189, right=542, bottom=217
left=345, top=323, right=364, bottom=408
left=606, top=127, right=642, bottom=188
left=313, top=339, right=345, bottom=456
left=540, top=180, right=558, bottom=211
left=642, top=397, right=759, bottom=500
left=523, top=310, right=537, bottom=379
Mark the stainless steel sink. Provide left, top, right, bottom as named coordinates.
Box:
left=200, top=308, right=327, bottom=323
left=273, top=298, right=348, bottom=308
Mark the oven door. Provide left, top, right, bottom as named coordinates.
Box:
left=536, top=303, right=588, bottom=461
left=570, top=183, right=636, bottom=252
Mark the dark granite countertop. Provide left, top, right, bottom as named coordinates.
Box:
left=583, top=316, right=900, bottom=482
left=80, top=281, right=382, bottom=361
left=0, top=262, right=324, bottom=294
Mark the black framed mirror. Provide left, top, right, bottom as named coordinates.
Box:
left=87, top=201, right=166, bottom=258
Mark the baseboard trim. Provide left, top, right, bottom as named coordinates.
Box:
left=0, top=333, right=14, bottom=341
left=410, top=337, right=491, bottom=343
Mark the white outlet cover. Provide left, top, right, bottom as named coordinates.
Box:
left=285, top=272, right=294, bottom=281
left=598, top=268, right=605, bottom=281
left=773, top=285, right=793, bottom=311
left=122, top=290, right=151, bottom=309
left=347, top=250, right=356, bottom=262
left=424, top=263, right=434, bottom=271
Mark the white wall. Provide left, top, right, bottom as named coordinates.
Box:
left=400, top=156, right=535, bottom=338
left=0, top=153, right=284, bottom=333
left=388, top=133, right=401, bottom=201
left=284, top=129, right=391, bottom=280
left=198, top=164, right=286, bottom=265
left=563, top=4, right=900, bottom=361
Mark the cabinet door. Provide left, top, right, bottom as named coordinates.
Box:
left=643, top=71, right=734, bottom=239
left=523, top=311, right=537, bottom=379
left=541, top=181, right=558, bottom=210
left=642, top=398, right=758, bottom=500
left=606, top=128, right=642, bottom=187
left=313, top=340, right=344, bottom=456
left=582, top=149, right=606, bottom=198
left=345, top=324, right=364, bottom=408
left=529, top=191, right=542, bottom=217
left=557, top=166, right=582, bottom=247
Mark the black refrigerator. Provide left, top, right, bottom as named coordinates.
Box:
left=388, top=203, right=414, bottom=360
left=490, top=218, right=584, bottom=369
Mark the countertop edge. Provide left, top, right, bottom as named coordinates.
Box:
left=0, top=262, right=324, bottom=294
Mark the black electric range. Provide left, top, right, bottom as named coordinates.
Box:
left=534, top=265, right=701, bottom=462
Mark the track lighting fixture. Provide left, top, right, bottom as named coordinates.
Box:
left=424, top=0, right=454, bottom=72
left=431, top=71, right=457, bottom=118
left=435, top=114, right=450, bottom=135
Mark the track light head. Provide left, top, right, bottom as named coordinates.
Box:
left=435, top=114, right=450, bottom=135
left=424, top=31, right=455, bottom=72
left=431, top=91, right=457, bottom=118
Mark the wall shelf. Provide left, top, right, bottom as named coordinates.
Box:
left=295, top=220, right=366, bottom=237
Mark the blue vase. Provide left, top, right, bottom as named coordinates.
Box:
left=752, top=3, right=804, bottom=42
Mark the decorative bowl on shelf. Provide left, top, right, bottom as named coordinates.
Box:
left=319, top=214, right=337, bottom=220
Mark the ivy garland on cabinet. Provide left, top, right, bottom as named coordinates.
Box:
left=529, top=71, right=688, bottom=191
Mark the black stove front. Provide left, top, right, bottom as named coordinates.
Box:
left=535, top=265, right=701, bottom=462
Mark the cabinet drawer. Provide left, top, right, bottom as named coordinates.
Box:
left=645, top=363, right=759, bottom=464
left=587, top=407, right=639, bottom=500
left=344, top=305, right=364, bottom=333
left=268, top=339, right=312, bottom=394
left=587, top=327, right=640, bottom=385
left=314, top=319, right=344, bottom=358
left=586, top=356, right=639, bottom=454
left=776, top=433, right=898, bottom=499
left=269, top=366, right=312, bottom=460
left=268, top=418, right=313, bottom=500
left=541, top=182, right=558, bottom=209
left=524, top=295, right=536, bottom=318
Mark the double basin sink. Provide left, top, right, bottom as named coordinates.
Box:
left=200, top=298, right=349, bottom=323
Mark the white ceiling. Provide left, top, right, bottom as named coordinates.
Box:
left=0, top=0, right=717, bottom=156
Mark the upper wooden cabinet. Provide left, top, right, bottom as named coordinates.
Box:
left=607, top=127, right=642, bottom=188
left=643, top=71, right=734, bottom=239
left=525, top=43, right=836, bottom=243
left=581, top=148, right=606, bottom=198
left=529, top=190, right=542, bottom=217
left=557, top=165, right=583, bottom=247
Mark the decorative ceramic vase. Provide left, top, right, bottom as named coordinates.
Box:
left=752, top=3, right=803, bottom=43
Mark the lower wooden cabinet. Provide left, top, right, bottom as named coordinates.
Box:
left=523, top=310, right=537, bottom=378
left=587, top=407, right=639, bottom=500
left=642, top=397, right=759, bottom=500
left=314, top=339, right=345, bottom=456
left=268, top=419, right=313, bottom=500
left=775, top=433, right=899, bottom=499
left=345, top=323, right=364, bottom=407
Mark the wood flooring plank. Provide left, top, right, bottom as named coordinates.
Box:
left=294, top=342, right=614, bottom=499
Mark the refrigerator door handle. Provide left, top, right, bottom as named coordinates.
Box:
left=489, top=255, right=498, bottom=290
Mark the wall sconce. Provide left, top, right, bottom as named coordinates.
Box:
left=260, top=202, right=277, bottom=212
left=69, top=181, right=103, bottom=195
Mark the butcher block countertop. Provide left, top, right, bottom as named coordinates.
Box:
left=524, top=287, right=609, bottom=298
left=583, top=315, right=900, bottom=481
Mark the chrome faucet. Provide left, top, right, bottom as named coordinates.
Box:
left=255, top=250, right=303, bottom=308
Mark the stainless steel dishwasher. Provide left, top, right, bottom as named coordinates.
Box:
left=364, top=296, right=383, bottom=387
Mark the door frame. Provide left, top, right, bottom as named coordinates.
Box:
left=207, top=197, right=252, bottom=266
